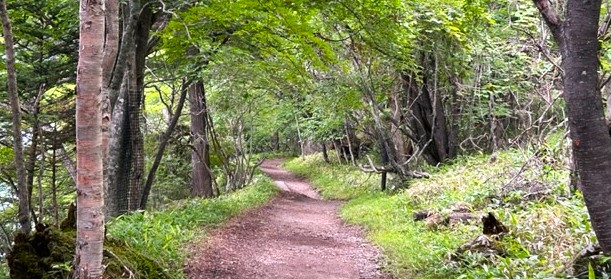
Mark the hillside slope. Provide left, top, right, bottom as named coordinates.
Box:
left=285, top=149, right=594, bottom=278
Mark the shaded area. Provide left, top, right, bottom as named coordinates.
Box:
left=185, top=159, right=389, bottom=279
left=7, top=205, right=170, bottom=279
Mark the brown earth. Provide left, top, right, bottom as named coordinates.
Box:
left=184, top=159, right=391, bottom=279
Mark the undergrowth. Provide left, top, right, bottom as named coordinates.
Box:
left=284, top=147, right=594, bottom=278
left=106, top=174, right=278, bottom=278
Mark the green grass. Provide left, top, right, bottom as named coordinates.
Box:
left=284, top=151, right=594, bottom=278
left=107, top=175, right=279, bottom=278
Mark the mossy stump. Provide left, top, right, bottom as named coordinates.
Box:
left=7, top=204, right=171, bottom=278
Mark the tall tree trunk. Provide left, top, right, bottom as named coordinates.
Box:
left=26, top=87, right=44, bottom=225
left=127, top=54, right=144, bottom=211
left=108, top=3, right=155, bottom=214
left=403, top=69, right=449, bottom=165
left=390, top=85, right=411, bottom=163
left=448, top=77, right=461, bottom=158
left=0, top=0, right=30, bottom=234
left=51, top=147, right=59, bottom=226
left=488, top=90, right=498, bottom=152
left=102, top=0, right=119, bottom=220
left=140, top=80, right=189, bottom=208
left=37, top=143, right=44, bottom=222
left=190, top=81, right=213, bottom=198
left=74, top=0, right=105, bottom=277
left=534, top=0, right=611, bottom=253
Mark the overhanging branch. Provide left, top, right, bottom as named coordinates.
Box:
left=532, top=0, right=564, bottom=47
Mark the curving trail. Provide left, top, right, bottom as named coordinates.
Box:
left=184, top=159, right=390, bottom=279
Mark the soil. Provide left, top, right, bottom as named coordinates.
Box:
left=184, top=159, right=391, bottom=279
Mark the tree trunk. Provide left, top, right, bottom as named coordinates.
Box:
left=344, top=120, right=357, bottom=165
left=322, top=142, right=330, bottom=163
left=403, top=69, right=450, bottom=165
left=102, top=0, right=119, bottom=220
left=295, top=114, right=305, bottom=158
left=58, top=145, right=77, bottom=182
left=107, top=3, right=155, bottom=215
left=140, top=80, right=189, bottom=208
left=534, top=0, right=611, bottom=253
left=0, top=0, right=31, bottom=234
left=37, top=143, right=44, bottom=221
left=51, top=147, right=59, bottom=226
left=189, top=81, right=213, bottom=198
left=448, top=77, right=461, bottom=158
left=127, top=54, right=144, bottom=211
left=74, top=0, right=105, bottom=277
left=390, top=84, right=411, bottom=163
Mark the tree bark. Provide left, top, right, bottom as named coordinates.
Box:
left=127, top=54, right=144, bottom=211
left=189, top=81, right=213, bottom=198
left=534, top=0, right=611, bottom=253
left=51, top=147, right=59, bottom=226
left=26, top=86, right=44, bottom=225
left=0, top=0, right=31, bottom=234
left=107, top=2, right=155, bottom=215
left=403, top=69, right=450, bottom=165
left=74, top=0, right=105, bottom=277
left=322, top=142, right=330, bottom=163
left=102, top=0, right=119, bottom=220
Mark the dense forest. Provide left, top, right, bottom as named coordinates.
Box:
left=1, top=0, right=611, bottom=278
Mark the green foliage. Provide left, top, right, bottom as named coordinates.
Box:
left=285, top=147, right=594, bottom=278
left=284, top=154, right=380, bottom=199
left=6, top=227, right=171, bottom=279
left=107, top=175, right=279, bottom=276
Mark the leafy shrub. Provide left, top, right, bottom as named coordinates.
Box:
left=285, top=149, right=594, bottom=278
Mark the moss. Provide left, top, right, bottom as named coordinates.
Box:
left=7, top=226, right=170, bottom=279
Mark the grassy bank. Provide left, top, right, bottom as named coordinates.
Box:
left=284, top=150, right=594, bottom=278
left=106, top=174, right=279, bottom=278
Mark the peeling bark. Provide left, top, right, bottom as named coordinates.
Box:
left=74, top=0, right=105, bottom=276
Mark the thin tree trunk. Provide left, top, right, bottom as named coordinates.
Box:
left=344, top=121, right=356, bottom=165
left=140, top=80, right=189, bottom=208
left=58, top=145, right=77, bottom=182
left=332, top=141, right=343, bottom=164
left=74, top=0, right=105, bottom=276
left=26, top=86, right=44, bottom=225
left=322, top=142, right=330, bottom=163
left=271, top=130, right=279, bottom=151
left=0, top=0, right=30, bottom=234
left=37, top=142, right=44, bottom=221
left=488, top=90, right=498, bottom=152
left=448, top=77, right=461, bottom=158
left=102, top=0, right=119, bottom=221
left=52, top=147, right=59, bottom=226
left=294, top=114, right=305, bottom=158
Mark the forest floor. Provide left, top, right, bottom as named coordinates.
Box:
left=184, top=159, right=390, bottom=279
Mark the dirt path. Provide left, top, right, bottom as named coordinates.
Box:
left=184, top=159, right=390, bottom=279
